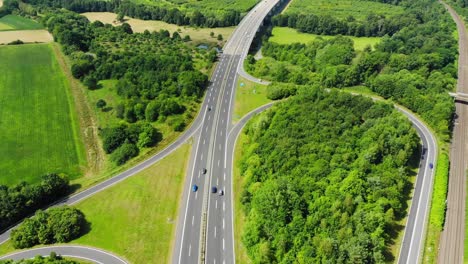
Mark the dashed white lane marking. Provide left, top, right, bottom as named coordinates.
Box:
left=189, top=244, right=191, bottom=256
left=223, top=202, right=225, bottom=212
left=192, top=216, right=195, bottom=226
left=223, top=218, right=225, bottom=229
left=218, top=160, right=220, bottom=167
left=223, top=108, right=225, bottom=113
left=224, top=173, right=226, bottom=181
left=215, top=226, right=217, bottom=238
left=201, top=153, right=203, bottom=161
left=220, top=130, right=223, bottom=136
left=203, top=139, right=206, bottom=145
left=219, top=144, right=221, bottom=150
left=208, top=115, right=211, bottom=121
left=223, top=238, right=225, bottom=250
left=217, top=178, right=219, bottom=185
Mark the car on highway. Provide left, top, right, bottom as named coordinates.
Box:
left=192, top=185, right=198, bottom=192
left=208, top=106, right=212, bottom=111
left=202, top=168, right=207, bottom=174
left=211, top=186, right=217, bottom=193
left=429, top=163, right=434, bottom=169
left=218, top=189, right=224, bottom=196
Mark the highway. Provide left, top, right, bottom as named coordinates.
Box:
left=0, top=245, right=128, bottom=264
left=172, top=1, right=284, bottom=263
left=439, top=2, right=468, bottom=263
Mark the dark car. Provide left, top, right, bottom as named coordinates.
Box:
left=208, top=106, right=212, bottom=111
left=211, top=186, right=217, bottom=193
left=202, top=168, right=207, bottom=174
left=429, top=163, right=434, bottom=169
left=192, top=185, right=198, bottom=192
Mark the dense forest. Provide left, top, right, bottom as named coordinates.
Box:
left=0, top=253, right=80, bottom=264
left=247, top=0, right=456, bottom=139
left=239, top=88, right=419, bottom=263
left=40, top=9, right=211, bottom=164
left=11, top=0, right=243, bottom=27
left=0, top=174, right=70, bottom=232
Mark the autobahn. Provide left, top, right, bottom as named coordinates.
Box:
left=172, top=1, right=285, bottom=263
left=439, top=2, right=468, bottom=263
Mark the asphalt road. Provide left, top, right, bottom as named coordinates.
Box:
left=439, top=2, right=468, bottom=263
left=396, top=106, right=437, bottom=264
left=0, top=245, right=128, bottom=264
left=172, top=1, right=284, bottom=264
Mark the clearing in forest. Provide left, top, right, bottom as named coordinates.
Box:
left=0, top=15, right=43, bottom=31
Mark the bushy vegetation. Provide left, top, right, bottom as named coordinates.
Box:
left=41, top=9, right=210, bottom=164
left=0, top=174, right=70, bottom=231
left=239, top=88, right=419, bottom=263
left=11, top=206, right=87, bottom=249
left=0, top=253, right=81, bottom=264
left=20, top=0, right=249, bottom=27
left=248, top=0, right=457, bottom=138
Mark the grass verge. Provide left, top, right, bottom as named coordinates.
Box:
left=423, top=151, right=449, bottom=263
left=233, top=77, right=271, bottom=123
left=0, top=44, right=86, bottom=186
left=233, top=132, right=251, bottom=264
left=71, top=142, right=191, bottom=263
left=269, top=27, right=382, bottom=51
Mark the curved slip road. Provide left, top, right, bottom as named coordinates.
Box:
left=439, top=2, right=468, bottom=263
left=0, top=245, right=128, bottom=264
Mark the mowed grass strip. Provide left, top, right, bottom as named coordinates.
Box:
left=0, top=15, right=43, bottom=31
left=0, top=44, right=85, bottom=186
left=233, top=77, right=271, bottom=123
left=270, top=27, right=381, bottom=51
left=73, top=143, right=191, bottom=263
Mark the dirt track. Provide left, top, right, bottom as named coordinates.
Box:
left=438, top=2, right=468, bottom=263
left=0, top=30, right=53, bottom=44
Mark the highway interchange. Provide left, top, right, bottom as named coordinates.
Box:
left=0, top=0, right=462, bottom=263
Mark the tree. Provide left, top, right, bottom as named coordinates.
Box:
left=116, top=12, right=125, bottom=22
left=110, top=141, right=139, bottom=165
left=217, top=34, right=223, bottom=41
left=96, top=99, right=107, bottom=109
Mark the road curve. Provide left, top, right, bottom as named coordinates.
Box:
left=0, top=245, right=128, bottom=264
left=439, top=2, right=468, bottom=263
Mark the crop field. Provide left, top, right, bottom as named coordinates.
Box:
left=0, top=44, right=85, bottom=186
left=82, top=12, right=234, bottom=44
left=0, top=15, right=43, bottom=31
left=73, top=143, right=191, bottom=264
left=269, top=27, right=381, bottom=51
left=131, top=0, right=258, bottom=12
left=284, top=0, right=405, bottom=20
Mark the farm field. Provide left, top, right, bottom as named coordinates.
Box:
left=73, top=143, right=191, bottom=264
left=0, top=44, right=85, bottom=186
left=130, top=0, right=257, bottom=13
left=269, top=27, right=381, bottom=51
left=0, top=15, right=43, bottom=31
left=0, top=30, right=52, bottom=44
left=284, top=0, right=405, bottom=20
left=82, top=12, right=234, bottom=44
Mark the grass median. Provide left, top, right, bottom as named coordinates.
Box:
left=233, top=77, right=271, bottom=123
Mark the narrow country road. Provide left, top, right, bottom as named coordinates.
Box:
left=439, top=2, right=468, bottom=263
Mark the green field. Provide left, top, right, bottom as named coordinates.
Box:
left=233, top=77, right=271, bottom=122
left=0, top=15, right=43, bottom=31
left=269, top=27, right=381, bottom=51
left=73, top=143, right=191, bottom=264
left=0, top=44, right=85, bottom=186
left=131, top=0, right=257, bottom=13
left=284, top=0, right=405, bottom=20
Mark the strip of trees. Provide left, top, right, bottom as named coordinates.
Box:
left=240, top=88, right=419, bottom=262
left=20, top=0, right=242, bottom=27
left=0, top=174, right=70, bottom=232
left=11, top=206, right=87, bottom=249
left=0, top=252, right=80, bottom=263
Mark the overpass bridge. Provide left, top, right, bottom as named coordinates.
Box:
left=449, top=92, right=468, bottom=103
